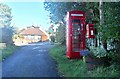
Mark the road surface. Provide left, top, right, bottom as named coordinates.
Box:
left=2, top=42, right=59, bottom=77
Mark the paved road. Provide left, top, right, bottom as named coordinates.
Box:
left=2, top=42, right=59, bottom=77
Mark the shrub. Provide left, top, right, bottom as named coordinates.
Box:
left=1, top=27, right=14, bottom=44
left=50, top=35, right=55, bottom=43
left=49, top=45, right=120, bottom=77
left=55, top=24, right=66, bottom=45
left=0, top=44, right=20, bottom=61
left=89, top=46, right=108, bottom=58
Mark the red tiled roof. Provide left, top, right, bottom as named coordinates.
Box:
left=20, top=26, right=46, bottom=36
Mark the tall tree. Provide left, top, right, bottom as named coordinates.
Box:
left=44, top=2, right=87, bottom=23
left=56, top=23, right=66, bottom=45
left=0, top=3, right=13, bottom=44
left=0, top=3, right=12, bottom=27
left=102, top=2, right=120, bottom=64
left=44, top=2, right=88, bottom=45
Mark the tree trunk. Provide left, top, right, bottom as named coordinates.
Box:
left=99, top=0, right=103, bottom=47
left=99, top=0, right=104, bottom=26
left=102, top=39, right=107, bottom=51
left=99, top=1, right=108, bottom=51
left=95, top=38, right=98, bottom=47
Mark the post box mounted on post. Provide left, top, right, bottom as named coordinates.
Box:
left=86, top=24, right=95, bottom=38
left=66, top=10, right=95, bottom=59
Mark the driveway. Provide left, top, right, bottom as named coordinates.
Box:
left=2, top=42, right=59, bottom=77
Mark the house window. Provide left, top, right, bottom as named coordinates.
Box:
left=27, top=35, right=33, bottom=40
left=38, top=36, right=41, bottom=41
left=31, top=35, right=35, bottom=40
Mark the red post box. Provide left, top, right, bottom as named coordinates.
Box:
left=66, top=10, right=86, bottom=58
left=86, top=24, right=95, bottom=38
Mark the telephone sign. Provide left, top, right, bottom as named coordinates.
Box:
left=71, top=14, right=83, bottom=16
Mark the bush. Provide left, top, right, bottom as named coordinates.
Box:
left=91, top=65, right=120, bottom=77
left=49, top=45, right=88, bottom=77
left=50, top=35, right=55, bottom=43
left=1, top=27, right=14, bottom=44
left=49, top=45, right=120, bottom=77
left=0, top=44, right=20, bottom=61
left=55, top=24, right=66, bottom=45
left=89, top=46, right=108, bottom=58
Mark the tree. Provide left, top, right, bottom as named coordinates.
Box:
left=44, top=2, right=120, bottom=66
left=56, top=23, right=66, bottom=45
left=0, top=3, right=12, bottom=27
left=44, top=2, right=87, bottom=23
left=44, top=2, right=89, bottom=45
left=102, top=2, right=120, bottom=65
left=48, top=24, right=54, bottom=34
left=0, top=3, right=13, bottom=44
left=1, top=27, right=14, bottom=44
left=50, top=35, right=55, bottom=43
left=103, top=2, right=120, bottom=40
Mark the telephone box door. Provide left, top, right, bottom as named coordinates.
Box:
left=72, top=19, right=81, bottom=52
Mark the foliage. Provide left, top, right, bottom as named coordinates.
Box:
left=0, top=28, right=2, bottom=42
left=13, top=34, right=24, bottom=40
left=44, top=2, right=87, bottom=23
left=48, top=25, right=54, bottom=34
left=56, top=23, right=66, bottom=45
left=103, top=2, right=120, bottom=40
left=49, top=45, right=120, bottom=77
left=1, top=27, right=14, bottom=44
left=89, top=46, right=107, bottom=58
left=44, top=2, right=120, bottom=65
left=100, top=2, right=120, bottom=44
left=49, top=45, right=88, bottom=77
left=0, top=44, right=20, bottom=61
left=90, top=65, right=120, bottom=77
left=44, top=2, right=100, bottom=24
left=44, top=2, right=73, bottom=23
left=85, top=2, right=99, bottom=24
left=0, top=3, right=12, bottom=27
left=44, top=2, right=91, bottom=45
left=86, top=2, right=120, bottom=62
left=50, top=35, right=55, bottom=43
left=0, top=3, right=14, bottom=44
left=102, top=2, right=120, bottom=64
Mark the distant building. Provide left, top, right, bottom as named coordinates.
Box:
left=13, top=26, right=49, bottom=45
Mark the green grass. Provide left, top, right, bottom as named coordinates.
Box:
left=0, top=44, right=20, bottom=62
left=49, top=45, right=120, bottom=77
left=49, top=45, right=88, bottom=77
left=90, top=65, right=120, bottom=77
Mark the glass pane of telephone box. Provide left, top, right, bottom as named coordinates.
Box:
left=72, top=19, right=81, bottom=52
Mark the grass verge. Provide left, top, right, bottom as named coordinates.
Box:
left=49, top=44, right=120, bottom=77
left=0, top=44, right=20, bottom=62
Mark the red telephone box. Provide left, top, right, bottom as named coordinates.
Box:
left=86, top=24, right=95, bottom=38
left=66, top=10, right=86, bottom=58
